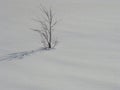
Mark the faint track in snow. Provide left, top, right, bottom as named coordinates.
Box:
left=0, top=48, right=46, bottom=61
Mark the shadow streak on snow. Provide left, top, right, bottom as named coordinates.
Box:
left=0, top=48, right=46, bottom=61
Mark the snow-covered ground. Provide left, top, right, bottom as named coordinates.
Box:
left=0, top=0, right=120, bottom=90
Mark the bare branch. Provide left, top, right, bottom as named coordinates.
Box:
left=32, top=5, right=58, bottom=49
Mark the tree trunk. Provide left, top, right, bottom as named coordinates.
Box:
left=48, top=43, right=51, bottom=48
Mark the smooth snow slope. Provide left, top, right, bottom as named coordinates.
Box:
left=0, top=0, right=120, bottom=90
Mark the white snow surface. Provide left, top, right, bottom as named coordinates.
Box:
left=0, top=0, right=120, bottom=90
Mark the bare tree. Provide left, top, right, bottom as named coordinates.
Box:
left=32, top=5, right=58, bottom=49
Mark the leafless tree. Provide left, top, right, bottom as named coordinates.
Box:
left=32, top=5, right=58, bottom=49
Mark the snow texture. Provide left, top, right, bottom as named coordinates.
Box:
left=0, top=0, right=120, bottom=90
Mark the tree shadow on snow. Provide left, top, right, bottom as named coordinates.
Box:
left=0, top=48, right=48, bottom=61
